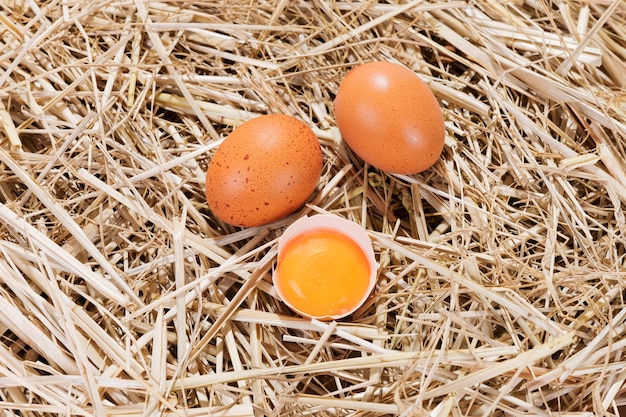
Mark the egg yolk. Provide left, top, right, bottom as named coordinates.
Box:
left=275, top=228, right=371, bottom=318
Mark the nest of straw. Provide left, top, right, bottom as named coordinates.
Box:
left=1, top=0, right=626, bottom=415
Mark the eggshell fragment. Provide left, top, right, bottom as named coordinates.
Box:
left=273, top=215, right=377, bottom=320
left=334, top=61, right=445, bottom=175
left=205, top=114, right=323, bottom=227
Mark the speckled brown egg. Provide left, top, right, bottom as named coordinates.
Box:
left=334, top=61, right=445, bottom=175
left=205, top=114, right=323, bottom=227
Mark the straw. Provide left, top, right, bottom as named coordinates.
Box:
left=1, top=0, right=625, bottom=415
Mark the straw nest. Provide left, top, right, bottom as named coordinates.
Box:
left=1, top=0, right=626, bottom=416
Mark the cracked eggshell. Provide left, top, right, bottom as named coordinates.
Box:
left=273, top=215, right=377, bottom=320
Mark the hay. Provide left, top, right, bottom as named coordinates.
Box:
left=0, top=0, right=625, bottom=415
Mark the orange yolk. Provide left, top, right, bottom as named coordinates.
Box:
left=275, top=228, right=371, bottom=318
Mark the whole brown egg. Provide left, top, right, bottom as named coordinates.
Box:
left=334, top=61, right=445, bottom=175
left=205, top=114, right=323, bottom=227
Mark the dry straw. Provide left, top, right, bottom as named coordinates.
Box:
left=0, top=0, right=625, bottom=415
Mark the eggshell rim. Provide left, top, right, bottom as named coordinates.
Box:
left=273, top=214, right=377, bottom=320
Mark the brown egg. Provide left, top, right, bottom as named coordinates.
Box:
left=334, top=61, right=445, bottom=175
left=205, top=114, right=323, bottom=227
